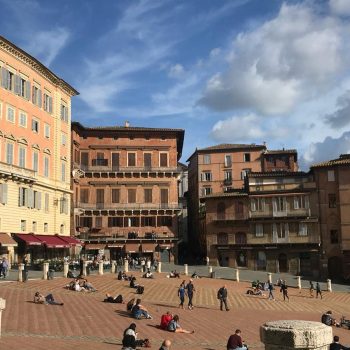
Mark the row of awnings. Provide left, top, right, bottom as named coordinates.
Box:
left=13, top=233, right=82, bottom=248
left=84, top=243, right=171, bottom=253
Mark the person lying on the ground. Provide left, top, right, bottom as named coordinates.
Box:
left=131, top=298, right=153, bottom=319
left=82, top=279, right=97, bottom=292
left=322, top=311, right=340, bottom=327
left=160, top=311, right=173, bottom=330
left=167, top=315, right=194, bottom=334
left=246, top=287, right=265, bottom=297
left=103, top=293, right=124, bottom=303
left=34, top=292, right=64, bottom=306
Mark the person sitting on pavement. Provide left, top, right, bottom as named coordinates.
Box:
left=169, top=270, right=180, bottom=278
left=130, top=276, right=139, bottom=288
left=191, top=272, right=199, bottom=279
left=330, top=335, right=350, bottom=350
left=159, top=339, right=172, bottom=350
left=143, top=269, right=154, bottom=279
left=227, top=329, right=248, bottom=350
left=74, top=279, right=87, bottom=292
left=34, top=292, right=64, bottom=306
left=104, top=293, right=124, bottom=303
left=126, top=298, right=136, bottom=312
left=118, top=271, right=123, bottom=280
left=123, top=323, right=149, bottom=348
left=160, top=311, right=173, bottom=330
left=131, top=298, right=153, bottom=320
left=322, top=311, right=340, bottom=327
left=167, top=315, right=194, bottom=334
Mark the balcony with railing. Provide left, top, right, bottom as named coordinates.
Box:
left=76, top=202, right=183, bottom=210
left=247, top=231, right=320, bottom=245
left=81, top=164, right=182, bottom=174
left=0, top=161, right=37, bottom=182
left=249, top=205, right=311, bottom=219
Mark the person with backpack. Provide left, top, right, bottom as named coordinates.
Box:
left=267, top=281, right=275, bottom=301
left=217, top=284, right=230, bottom=311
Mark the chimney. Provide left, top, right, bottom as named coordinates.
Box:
left=125, top=120, right=130, bottom=127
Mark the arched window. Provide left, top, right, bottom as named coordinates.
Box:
left=217, top=232, right=228, bottom=245
left=217, top=202, right=226, bottom=220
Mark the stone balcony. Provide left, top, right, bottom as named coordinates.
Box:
left=0, top=161, right=36, bottom=183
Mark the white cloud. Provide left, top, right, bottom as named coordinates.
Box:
left=302, top=131, right=350, bottom=167
left=330, top=0, right=350, bottom=16
left=211, top=113, right=289, bottom=143
left=209, top=48, right=221, bottom=58
left=325, top=90, right=350, bottom=129
left=168, top=64, right=185, bottom=79
left=25, top=28, right=70, bottom=66
left=199, top=2, right=350, bottom=115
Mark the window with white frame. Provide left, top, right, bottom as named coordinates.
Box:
left=255, top=223, right=264, bottom=237
left=60, top=102, right=68, bottom=122
left=31, top=118, right=39, bottom=133
left=18, top=147, right=26, bottom=168
left=1, top=68, right=14, bottom=91
left=32, top=221, right=37, bottom=232
left=6, top=143, right=14, bottom=164
left=61, top=132, right=67, bottom=146
left=44, top=156, right=49, bottom=177
left=20, top=220, right=26, bottom=231
left=224, top=154, right=232, bottom=167
left=43, top=93, right=53, bottom=113
left=203, top=154, right=211, bottom=164
left=44, top=123, right=50, bottom=138
left=327, top=170, right=335, bottom=182
left=293, top=195, right=309, bottom=209
left=44, top=223, right=48, bottom=232
left=32, top=85, right=42, bottom=107
left=15, top=75, right=30, bottom=99
left=202, top=187, right=212, bottom=196
left=298, top=223, right=308, bottom=236
left=6, top=105, right=15, bottom=123
left=32, top=152, right=39, bottom=172
left=272, top=196, right=287, bottom=212
left=241, top=168, right=251, bottom=180
left=273, top=223, right=289, bottom=239
left=61, top=162, right=66, bottom=182
left=243, top=153, right=251, bottom=162
left=201, top=171, right=212, bottom=181
left=224, top=170, right=232, bottom=180
left=250, top=197, right=265, bottom=212
left=19, top=111, right=27, bottom=127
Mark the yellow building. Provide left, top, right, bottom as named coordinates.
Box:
left=0, top=36, right=78, bottom=263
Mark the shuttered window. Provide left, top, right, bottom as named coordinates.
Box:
left=144, top=153, right=152, bottom=168
left=44, top=193, right=49, bottom=212
left=160, top=189, right=168, bottom=204
left=128, top=189, right=136, bottom=203
left=144, top=188, right=152, bottom=203
left=128, top=153, right=136, bottom=167
left=80, top=189, right=89, bottom=203
left=0, top=184, right=8, bottom=204
left=111, top=189, right=120, bottom=203
left=160, top=153, right=168, bottom=167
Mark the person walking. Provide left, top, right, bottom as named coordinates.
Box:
left=185, top=279, right=195, bottom=310
left=316, top=282, right=323, bottom=299
left=280, top=280, right=289, bottom=302
left=268, top=281, right=275, bottom=301
left=178, top=283, right=186, bottom=309
left=330, top=335, right=349, bottom=350
left=309, top=281, right=314, bottom=298
left=1, top=257, right=8, bottom=279
left=217, top=284, right=230, bottom=311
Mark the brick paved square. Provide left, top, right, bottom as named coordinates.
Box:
left=0, top=273, right=349, bottom=349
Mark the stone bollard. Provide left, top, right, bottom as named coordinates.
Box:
left=98, top=261, right=104, bottom=275
left=234, top=269, right=240, bottom=282
left=296, top=276, right=301, bottom=290
left=83, top=261, right=88, bottom=276
left=267, top=272, right=272, bottom=283
left=111, top=260, right=116, bottom=274
left=124, top=259, right=129, bottom=273
left=327, top=279, right=332, bottom=293
left=157, top=262, right=162, bottom=273
left=184, top=264, right=188, bottom=276
left=18, top=263, right=24, bottom=282
left=0, top=298, right=6, bottom=338
left=208, top=266, right=213, bottom=277
left=43, top=262, right=49, bottom=280
left=63, top=262, right=69, bottom=278
left=260, top=320, right=333, bottom=350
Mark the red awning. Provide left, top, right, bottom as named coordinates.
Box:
left=36, top=235, right=70, bottom=248
left=59, top=236, right=83, bottom=246
left=0, top=233, right=17, bottom=247
left=141, top=243, right=156, bottom=253
left=85, top=243, right=106, bottom=250
left=125, top=243, right=140, bottom=253
left=15, top=233, right=43, bottom=246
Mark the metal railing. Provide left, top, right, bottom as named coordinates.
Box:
left=77, top=202, right=183, bottom=210
left=80, top=165, right=181, bottom=173
left=0, top=161, right=36, bottom=179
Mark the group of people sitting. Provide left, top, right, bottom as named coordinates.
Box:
left=160, top=311, right=194, bottom=334
left=142, top=269, right=154, bottom=279
left=322, top=310, right=341, bottom=327
left=168, top=270, right=180, bottom=278
left=118, top=271, right=132, bottom=281
left=129, top=276, right=145, bottom=294
left=122, top=323, right=151, bottom=349
left=65, top=278, right=97, bottom=292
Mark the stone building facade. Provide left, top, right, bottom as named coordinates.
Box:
left=71, top=122, right=184, bottom=262
left=311, top=154, right=350, bottom=279
left=0, top=35, right=78, bottom=263
left=187, top=143, right=298, bottom=257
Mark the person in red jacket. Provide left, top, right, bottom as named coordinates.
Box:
left=227, top=329, right=248, bottom=350
left=160, top=311, right=173, bottom=330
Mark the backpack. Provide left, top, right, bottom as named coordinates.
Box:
left=136, top=285, right=144, bottom=294
left=115, top=294, right=123, bottom=303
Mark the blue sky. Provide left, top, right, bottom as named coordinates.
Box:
left=1, top=0, right=350, bottom=167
